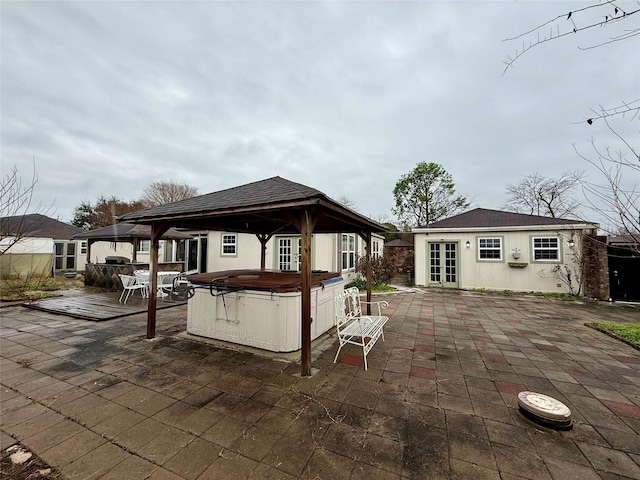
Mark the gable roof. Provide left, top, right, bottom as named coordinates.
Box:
left=73, top=223, right=192, bottom=241
left=416, top=208, right=597, bottom=230
left=0, top=214, right=82, bottom=240
left=118, top=176, right=387, bottom=234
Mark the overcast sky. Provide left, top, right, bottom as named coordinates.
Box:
left=2, top=1, right=638, bottom=228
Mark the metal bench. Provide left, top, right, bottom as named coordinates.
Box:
left=334, top=286, right=389, bottom=370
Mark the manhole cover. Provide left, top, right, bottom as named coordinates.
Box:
left=518, top=391, right=572, bottom=430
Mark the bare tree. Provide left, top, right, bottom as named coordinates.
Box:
left=1, top=162, right=51, bottom=255
left=574, top=132, right=639, bottom=250
left=141, top=181, right=199, bottom=207
left=503, top=171, right=583, bottom=218
left=503, top=2, right=639, bottom=243
left=337, top=195, right=358, bottom=211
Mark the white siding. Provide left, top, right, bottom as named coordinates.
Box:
left=414, top=229, right=584, bottom=294
left=0, top=237, right=53, bottom=254
left=201, top=232, right=382, bottom=279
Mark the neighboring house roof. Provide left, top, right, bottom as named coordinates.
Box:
left=0, top=213, right=82, bottom=240
left=385, top=239, right=414, bottom=247
left=414, top=208, right=597, bottom=230
left=73, top=223, right=193, bottom=241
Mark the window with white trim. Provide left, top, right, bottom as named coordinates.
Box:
left=532, top=236, right=560, bottom=261
left=137, top=240, right=150, bottom=253
left=342, top=234, right=356, bottom=271
left=54, top=242, right=76, bottom=271
left=80, top=241, right=87, bottom=255
left=221, top=234, right=237, bottom=256
left=277, top=237, right=301, bottom=271
left=372, top=239, right=381, bottom=259
left=478, top=237, right=502, bottom=260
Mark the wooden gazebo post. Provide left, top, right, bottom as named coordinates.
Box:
left=365, top=231, right=372, bottom=315
left=131, top=238, right=139, bottom=263
left=299, top=210, right=316, bottom=377
left=147, top=222, right=169, bottom=339
left=86, top=239, right=96, bottom=264
left=256, top=233, right=272, bottom=270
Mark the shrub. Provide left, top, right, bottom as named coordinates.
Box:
left=354, top=254, right=397, bottom=286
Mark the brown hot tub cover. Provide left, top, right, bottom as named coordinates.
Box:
left=188, top=269, right=343, bottom=293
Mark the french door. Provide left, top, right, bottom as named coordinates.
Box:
left=54, top=242, right=76, bottom=273
left=187, top=235, right=208, bottom=273
left=278, top=237, right=301, bottom=271
left=429, top=242, right=458, bottom=288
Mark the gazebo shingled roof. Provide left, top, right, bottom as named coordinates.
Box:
left=118, top=176, right=387, bottom=235
left=73, top=223, right=193, bottom=241
left=73, top=223, right=192, bottom=263
left=117, top=176, right=388, bottom=376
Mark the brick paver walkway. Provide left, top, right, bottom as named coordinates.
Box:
left=1, top=290, right=639, bottom=479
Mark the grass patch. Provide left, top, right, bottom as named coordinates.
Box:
left=586, top=321, right=640, bottom=349
left=0, top=276, right=84, bottom=301
left=466, top=288, right=581, bottom=301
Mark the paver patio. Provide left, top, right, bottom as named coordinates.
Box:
left=1, top=289, right=639, bottom=479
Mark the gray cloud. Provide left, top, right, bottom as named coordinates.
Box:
left=1, top=1, right=637, bottom=226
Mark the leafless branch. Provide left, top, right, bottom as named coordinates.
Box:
left=141, top=180, right=199, bottom=208
left=503, top=1, right=640, bottom=74
left=0, top=160, right=52, bottom=257
left=575, top=99, right=640, bottom=126
left=578, top=26, right=640, bottom=49
left=503, top=171, right=584, bottom=219
left=574, top=139, right=640, bottom=247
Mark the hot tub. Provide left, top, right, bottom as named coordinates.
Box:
left=186, top=270, right=344, bottom=352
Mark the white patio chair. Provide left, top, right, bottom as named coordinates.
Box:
left=134, top=270, right=150, bottom=298
left=157, top=272, right=180, bottom=299
left=118, top=274, right=147, bottom=304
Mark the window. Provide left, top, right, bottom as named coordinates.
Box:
left=221, top=234, right=237, bottom=256
left=137, top=240, right=150, bottom=253
left=532, top=237, right=560, bottom=261
left=278, top=237, right=301, bottom=271
left=54, top=242, right=76, bottom=271
left=372, top=240, right=381, bottom=259
left=342, top=234, right=356, bottom=271
left=430, top=243, right=441, bottom=282
left=478, top=237, right=502, bottom=260
left=80, top=241, right=87, bottom=255
left=54, top=242, right=64, bottom=270
left=65, top=242, right=76, bottom=269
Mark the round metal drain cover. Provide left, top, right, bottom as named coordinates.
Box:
left=518, top=391, right=572, bottom=430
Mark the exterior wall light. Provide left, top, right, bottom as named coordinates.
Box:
left=465, top=241, right=471, bottom=249
left=568, top=239, right=575, bottom=248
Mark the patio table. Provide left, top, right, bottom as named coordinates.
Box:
left=134, top=271, right=179, bottom=298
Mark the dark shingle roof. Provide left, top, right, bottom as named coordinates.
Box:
left=421, top=208, right=594, bottom=229
left=119, top=176, right=325, bottom=221
left=0, top=214, right=82, bottom=240
left=117, top=176, right=387, bottom=235
left=73, top=223, right=193, bottom=241
left=385, top=239, right=414, bottom=247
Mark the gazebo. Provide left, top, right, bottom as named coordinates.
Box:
left=118, top=176, right=388, bottom=376
left=73, top=223, right=193, bottom=263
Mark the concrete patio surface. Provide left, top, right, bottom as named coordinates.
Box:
left=1, top=289, right=639, bottom=479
